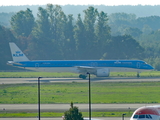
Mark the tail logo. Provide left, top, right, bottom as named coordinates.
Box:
left=13, top=51, right=24, bottom=57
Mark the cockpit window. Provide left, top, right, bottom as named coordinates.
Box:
left=146, top=115, right=150, bottom=118
left=148, top=115, right=152, bottom=119
left=139, top=115, right=145, bottom=118
left=133, top=114, right=152, bottom=119
left=133, top=115, right=138, bottom=118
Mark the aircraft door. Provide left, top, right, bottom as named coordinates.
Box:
left=137, top=62, right=140, bottom=68
left=35, top=63, right=39, bottom=68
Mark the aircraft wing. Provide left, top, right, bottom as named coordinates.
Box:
left=76, top=66, right=97, bottom=74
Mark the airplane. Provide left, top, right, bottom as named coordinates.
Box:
left=7, top=42, right=154, bottom=79
left=130, top=105, right=160, bottom=120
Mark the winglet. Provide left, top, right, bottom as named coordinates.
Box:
left=9, top=42, right=29, bottom=61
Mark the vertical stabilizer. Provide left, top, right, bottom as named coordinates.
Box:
left=9, top=42, right=29, bottom=61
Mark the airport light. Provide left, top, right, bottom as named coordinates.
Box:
left=87, top=72, right=91, bottom=120
left=122, top=113, right=126, bottom=120
left=38, top=77, right=42, bottom=120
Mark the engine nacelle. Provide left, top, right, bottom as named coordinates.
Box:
left=96, top=68, right=110, bottom=77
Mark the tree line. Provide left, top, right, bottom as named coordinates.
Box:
left=0, top=4, right=159, bottom=70
left=107, top=13, right=160, bottom=70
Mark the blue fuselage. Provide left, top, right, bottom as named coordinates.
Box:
left=8, top=60, right=154, bottom=73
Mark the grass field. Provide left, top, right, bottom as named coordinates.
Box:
left=0, top=71, right=160, bottom=118
left=0, top=81, right=159, bottom=117
left=0, top=72, right=79, bottom=78
left=0, top=111, right=132, bottom=117
left=0, top=71, right=159, bottom=78
left=1, top=81, right=160, bottom=104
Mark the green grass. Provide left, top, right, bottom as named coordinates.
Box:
left=0, top=82, right=160, bottom=104
left=0, top=81, right=158, bottom=118
left=83, top=111, right=132, bottom=117
left=1, top=72, right=159, bottom=118
left=0, top=112, right=62, bottom=117
left=0, top=111, right=133, bottom=117
left=0, top=72, right=79, bottom=78
left=0, top=71, right=159, bottom=78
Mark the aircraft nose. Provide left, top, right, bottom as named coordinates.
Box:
left=150, top=65, right=154, bottom=70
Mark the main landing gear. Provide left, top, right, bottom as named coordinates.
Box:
left=79, top=74, right=87, bottom=79
left=137, top=72, right=140, bottom=78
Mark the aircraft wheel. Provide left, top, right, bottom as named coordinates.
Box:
left=82, top=75, right=87, bottom=79
left=137, top=73, right=140, bottom=78
left=79, top=74, right=83, bottom=78
left=79, top=74, right=87, bottom=79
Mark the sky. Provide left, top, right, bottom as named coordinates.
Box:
left=1, top=0, right=160, bottom=6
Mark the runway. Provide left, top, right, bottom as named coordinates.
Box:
left=0, top=77, right=160, bottom=84
left=0, top=104, right=133, bottom=120
left=0, top=77, right=159, bottom=120
left=0, top=104, right=156, bottom=112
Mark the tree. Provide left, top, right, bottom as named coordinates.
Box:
left=74, top=14, right=87, bottom=59
left=0, top=12, right=15, bottom=27
left=10, top=8, right=35, bottom=37
left=55, top=9, right=69, bottom=59
left=31, top=6, right=53, bottom=60
left=34, top=7, right=51, bottom=39
left=136, top=16, right=160, bottom=30
left=108, top=13, right=136, bottom=36
left=123, top=27, right=142, bottom=38
left=103, top=35, right=144, bottom=59
left=83, top=6, right=98, bottom=59
left=0, top=25, right=18, bottom=70
left=95, top=11, right=111, bottom=58
left=142, top=25, right=152, bottom=34
left=63, top=14, right=76, bottom=59
left=46, top=4, right=66, bottom=59
left=64, top=102, right=84, bottom=120
left=138, top=30, right=160, bottom=58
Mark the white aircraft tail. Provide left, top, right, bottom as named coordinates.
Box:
left=9, top=42, right=29, bottom=61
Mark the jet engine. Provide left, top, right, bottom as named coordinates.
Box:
left=96, top=68, right=110, bottom=77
